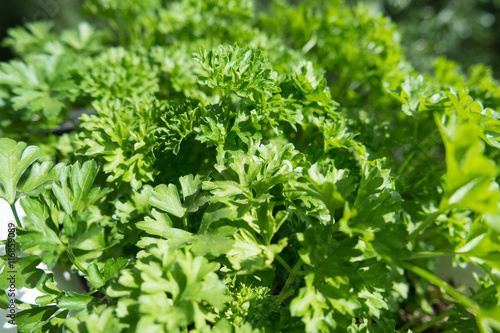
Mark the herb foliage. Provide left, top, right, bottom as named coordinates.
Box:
left=1, top=0, right=500, bottom=332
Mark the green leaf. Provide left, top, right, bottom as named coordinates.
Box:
left=190, top=227, right=236, bottom=257
left=78, top=98, right=163, bottom=189
left=302, top=162, right=355, bottom=218
left=59, top=292, right=95, bottom=311
left=351, top=159, right=401, bottom=230
left=0, top=255, right=47, bottom=291
left=16, top=196, right=67, bottom=269
left=0, top=138, right=42, bottom=204
left=457, top=228, right=500, bottom=271
left=438, top=120, right=499, bottom=213
left=15, top=305, right=60, bottom=333
left=104, top=258, right=129, bottom=282
left=3, top=21, right=54, bottom=54
left=149, top=183, right=187, bottom=218
left=226, top=229, right=288, bottom=274
left=20, top=196, right=61, bottom=241
left=108, top=241, right=231, bottom=332
left=178, top=173, right=210, bottom=213
left=19, top=162, right=65, bottom=196
left=138, top=210, right=235, bottom=257
left=194, top=44, right=280, bottom=103
left=87, top=263, right=105, bottom=289
left=52, top=160, right=109, bottom=216
left=478, top=305, right=500, bottom=332
left=203, top=180, right=246, bottom=198
left=448, top=90, right=500, bottom=149
left=179, top=174, right=204, bottom=199
left=137, top=208, right=174, bottom=238
left=65, top=305, right=127, bottom=333
left=0, top=54, right=77, bottom=117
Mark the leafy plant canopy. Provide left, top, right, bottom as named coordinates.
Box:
left=1, top=0, right=500, bottom=332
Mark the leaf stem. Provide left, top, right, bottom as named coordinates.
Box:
left=404, top=250, right=456, bottom=259
left=407, top=306, right=457, bottom=333
left=275, top=254, right=293, bottom=274
left=66, top=246, right=87, bottom=275
left=401, top=286, right=496, bottom=332
left=10, top=202, right=23, bottom=228
left=86, top=289, right=98, bottom=295
left=407, top=211, right=442, bottom=241
left=402, top=261, right=478, bottom=313
left=276, top=258, right=303, bottom=304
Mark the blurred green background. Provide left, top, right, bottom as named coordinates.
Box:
left=0, top=0, right=83, bottom=61
left=1, top=0, right=499, bottom=76
left=373, top=0, right=500, bottom=77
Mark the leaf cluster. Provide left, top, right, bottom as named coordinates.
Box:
left=1, top=0, right=500, bottom=332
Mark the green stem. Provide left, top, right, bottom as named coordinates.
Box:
left=66, top=246, right=87, bottom=275
left=402, top=287, right=496, bottom=332
left=10, top=202, right=23, bottom=228
left=409, top=306, right=457, bottom=333
left=86, top=289, right=98, bottom=295
left=402, top=261, right=478, bottom=313
left=275, top=254, right=293, bottom=274
left=407, top=211, right=442, bottom=241
left=276, top=258, right=303, bottom=304
left=400, top=275, right=495, bottom=332
left=404, top=250, right=456, bottom=260
left=397, top=129, right=439, bottom=177
left=471, top=286, right=495, bottom=302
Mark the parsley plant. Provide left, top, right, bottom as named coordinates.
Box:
left=1, top=1, right=500, bottom=332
